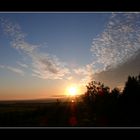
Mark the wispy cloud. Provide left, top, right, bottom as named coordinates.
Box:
left=73, top=13, right=140, bottom=87
left=94, top=50, right=140, bottom=89
left=0, top=64, right=5, bottom=68
left=6, top=66, right=24, bottom=76
left=31, top=53, right=70, bottom=79
left=91, top=13, right=140, bottom=72
left=0, top=18, right=70, bottom=80
left=17, top=61, right=28, bottom=68
left=0, top=64, right=24, bottom=76
left=1, top=13, right=139, bottom=87
left=74, top=64, right=94, bottom=85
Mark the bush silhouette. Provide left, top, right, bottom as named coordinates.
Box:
left=82, top=73, right=140, bottom=126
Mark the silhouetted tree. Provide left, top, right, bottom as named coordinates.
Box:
left=82, top=73, right=140, bottom=126
left=108, top=88, right=121, bottom=126
left=111, top=88, right=120, bottom=98
left=82, top=80, right=112, bottom=126
left=121, top=74, right=140, bottom=126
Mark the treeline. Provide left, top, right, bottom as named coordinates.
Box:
left=82, top=73, right=140, bottom=126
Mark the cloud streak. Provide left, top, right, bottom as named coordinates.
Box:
left=0, top=64, right=5, bottom=69
left=0, top=18, right=70, bottom=80
left=6, top=66, right=24, bottom=76
left=17, top=61, right=28, bottom=68
left=91, top=13, right=140, bottom=72
left=0, top=65, right=24, bottom=76
left=31, top=53, right=70, bottom=79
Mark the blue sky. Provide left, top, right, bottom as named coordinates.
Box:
left=0, top=13, right=110, bottom=66
left=0, top=12, right=140, bottom=100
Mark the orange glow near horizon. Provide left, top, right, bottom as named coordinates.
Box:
left=0, top=81, right=86, bottom=100
left=66, top=84, right=82, bottom=97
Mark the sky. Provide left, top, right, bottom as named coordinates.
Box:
left=0, top=12, right=140, bottom=100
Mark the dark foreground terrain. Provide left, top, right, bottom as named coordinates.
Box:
left=0, top=97, right=140, bottom=127
left=0, top=100, right=94, bottom=127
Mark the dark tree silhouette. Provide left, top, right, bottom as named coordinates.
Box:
left=82, top=80, right=111, bottom=126
left=120, top=74, right=140, bottom=126
left=82, top=73, right=140, bottom=126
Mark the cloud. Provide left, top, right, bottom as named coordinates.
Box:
left=74, top=64, right=94, bottom=76
left=74, top=64, right=94, bottom=85
left=66, top=76, right=73, bottom=80
left=91, top=13, right=140, bottom=72
left=0, top=64, right=5, bottom=68
left=93, top=49, right=140, bottom=89
left=6, top=66, right=24, bottom=76
left=73, top=13, right=140, bottom=87
left=31, top=53, right=70, bottom=79
left=0, top=64, right=24, bottom=76
left=17, top=61, right=28, bottom=68
left=0, top=18, right=70, bottom=80
left=2, top=13, right=139, bottom=88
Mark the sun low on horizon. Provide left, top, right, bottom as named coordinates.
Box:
left=65, top=84, right=82, bottom=97
left=67, top=86, right=77, bottom=97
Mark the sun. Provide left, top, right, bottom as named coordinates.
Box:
left=67, top=86, right=78, bottom=97
left=65, top=84, right=83, bottom=97
left=68, top=87, right=77, bottom=96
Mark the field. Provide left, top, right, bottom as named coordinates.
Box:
left=0, top=99, right=94, bottom=127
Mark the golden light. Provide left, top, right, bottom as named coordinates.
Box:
left=67, top=86, right=79, bottom=97
left=71, top=99, right=75, bottom=102
left=68, top=86, right=77, bottom=96
left=65, top=84, right=85, bottom=98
